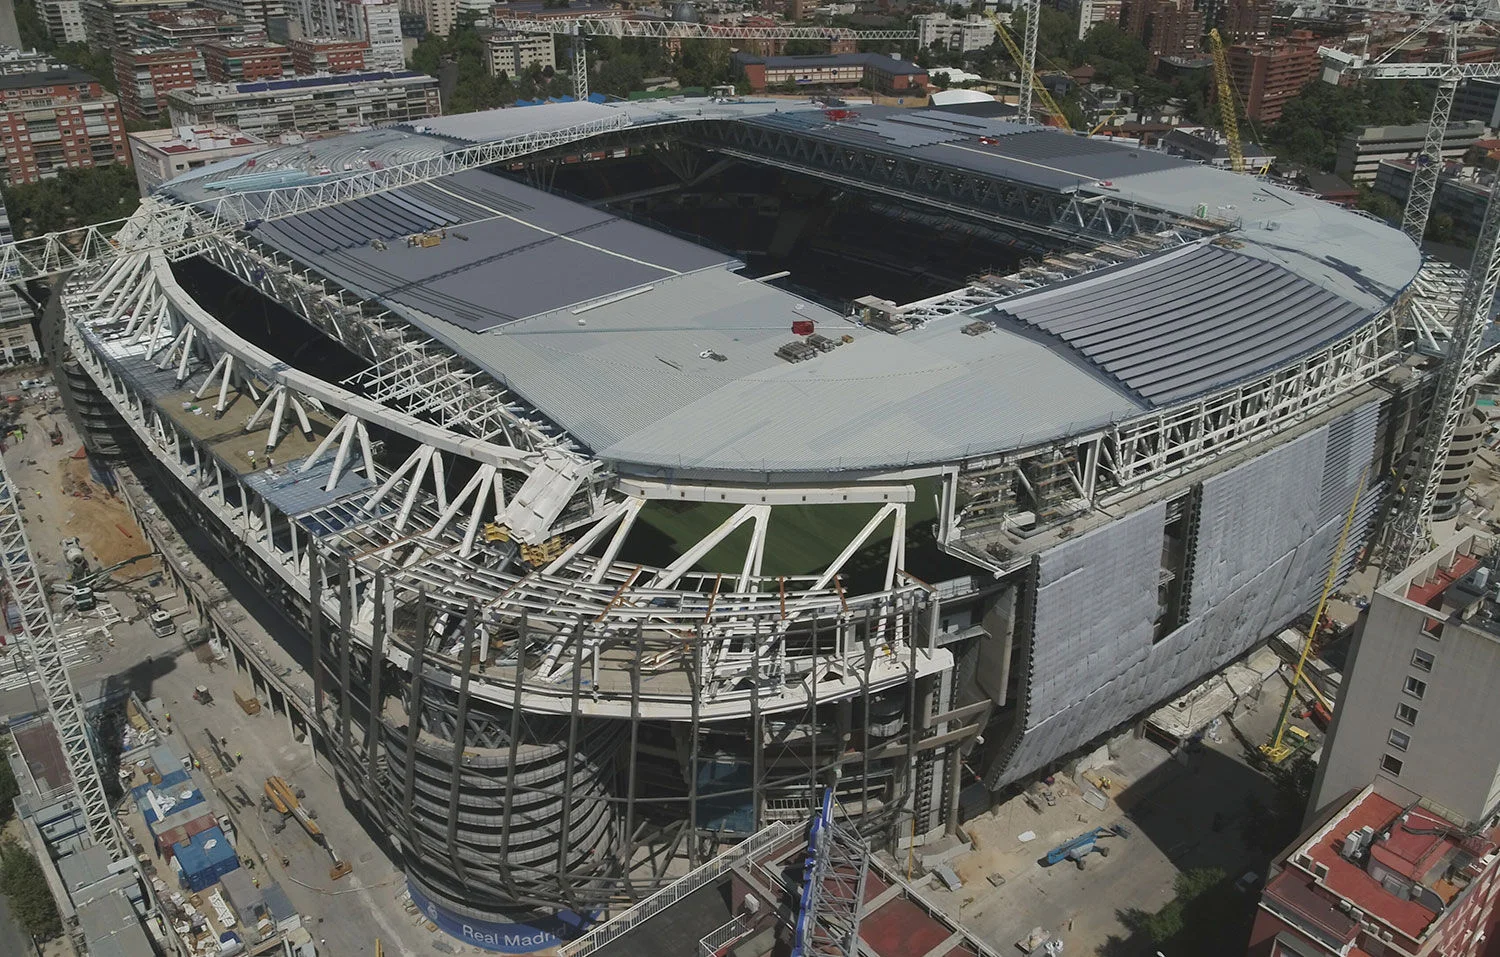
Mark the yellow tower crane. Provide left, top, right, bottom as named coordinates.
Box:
left=1208, top=29, right=1247, bottom=174
left=986, top=12, right=1073, bottom=130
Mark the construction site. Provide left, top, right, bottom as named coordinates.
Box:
left=0, top=7, right=1497, bottom=951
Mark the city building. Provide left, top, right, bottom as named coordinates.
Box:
left=1226, top=39, right=1321, bottom=124
left=199, top=0, right=289, bottom=32
left=733, top=52, right=928, bottom=94
left=165, top=69, right=439, bottom=135
left=914, top=12, right=995, bottom=53
left=0, top=196, right=39, bottom=365
left=114, top=46, right=205, bottom=124
left=125, top=8, right=245, bottom=48
left=1121, top=0, right=1203, bottom=64
left=83, top=0, right=196, bottom=50
left=200, top=38, right=293, bottom=83
left=1373, top=159, right=1490, bottom=238
left=1312, top=531, right=1500, bottom=827
left=407, top=0, right=454, bottom=37
left=42, top=0, right=88, bottom=44
left=1335, top=120, right=1485, bottom=182
left=1249, top=780, right=1500, bottom=957
left=0, top=67, right=127, bottom=184
left=127, top=123, right=265, bottom=194
left=1454, top=77, right=1500, bottom=129
left=335, top=0, right=402, bottom=71
left=1224, top=0, right=1273, bottom=43
left=1162, top=126, right=1276, bottom=169
left=483, top=29, right=552, bottom=78
left=1077, top=0, right=1122, bottom=40
left=60, top=99, right=1419, bottom=947
left=0, top=46, right=65, bottom=74
left=289, top=36, right=367, bottom=73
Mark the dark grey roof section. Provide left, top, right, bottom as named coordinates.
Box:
left=992, top=244, right=1370, bottom=404
left=254, top=170, right=732, bottom=331
left=738, top=107, right=1187, bottom=191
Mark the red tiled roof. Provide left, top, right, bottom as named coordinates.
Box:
left=1405, top=553, right=1478, bottom=609
left=1303, top=792, right=1441, bottom=940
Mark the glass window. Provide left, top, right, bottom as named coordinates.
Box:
left=1411, top=649, right=1435, bottom=672
left=1395, top=704, right=1418, bottom=726
left=1388, top=729, right=1410, bottom=751
left=1404, top=676, right=1427, bottom=699
left=1381, top=754, right=1404, bottom=776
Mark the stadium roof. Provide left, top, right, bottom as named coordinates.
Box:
left=169, top=99, right=1422, bottom=477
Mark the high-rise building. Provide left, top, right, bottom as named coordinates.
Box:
left=1312, top=530, right=1500, bottom=827
left=1335, top=120, right=1485, bottom=182
left=334, top=0, right=400, bottom=71
left=1077, top=0, right=1122, bottom=40
left=1226, top=39, right=1321, bottom=123
left=42, top=0, right=87, bottom=44
left=83, top=0, right=196, bottom=50
left=166, top=69, right=439, bottom=135
left=114, top=46, right=204, bottom=123
left=1224, top=0, right=1272, bottom=43
left=0, top=67, right=127, bottom=184
left=200, top=38, right=293, bottom=82
left=1120, top=0, right=1203, bottom=64
left=1248, top=779, right=1500, bottom=957
left=289, top=36, right=366, bottom=73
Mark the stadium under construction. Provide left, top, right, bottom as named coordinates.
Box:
left=44, top=97, right=1450, bottom=946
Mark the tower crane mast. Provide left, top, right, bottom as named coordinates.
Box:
left=1208, top=29, right=1246, bottom=174
left=0, top=456, right=124, bottom=858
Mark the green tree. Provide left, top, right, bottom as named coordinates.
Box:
left=1120, top=867, right=1247, bottom=952
left=0, top=841, right=62, bottom=940
left=0, top=747, right=17, bottom=825
left=1269, top=79, right=1433, bottom=171
left=2, top=165, right=140, bottom=237
left=1357, top=185, right=1402, bottom=223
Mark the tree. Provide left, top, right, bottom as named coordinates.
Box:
left=0, top=748, right=17, bottom=825
left=1, top=165, right=140, bottom=238
left=1269, top=79, right=1433, bottom=171
left=0, top=841, right=62, bottom=940
left=1120, top=867, right=1243, bottom=952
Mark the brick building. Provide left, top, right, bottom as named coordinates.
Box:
left=289, top=37, right=367, bottom=73
left=1224, top=0, right=1272, bottom=43
left=733, top=52, right=928, bottom=95
left=1077, top=0, right=1122, bottom=40
left=0, top=68, right=127, bottom=184
left=1226, top=38, right=1321, bottom=123
left=200, top=39, right=293, bottom=83
left=1121, top=0, right=1203, bottom=65
left=114, top=46, right=204, bottom=123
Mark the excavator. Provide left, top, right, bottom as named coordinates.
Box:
left=263, top=775, right=353, bottom=881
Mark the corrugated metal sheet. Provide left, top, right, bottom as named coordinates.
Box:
left=993, top=245, right=1370, bottom=404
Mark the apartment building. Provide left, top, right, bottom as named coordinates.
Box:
left=83, top=0, right=196, bottom=49
left=200, top=39, right=292, bottom=82
left=1226, top=39, right=1321, bottom=124
left=1121, top=0, right=1202, bottom=64
left=128, top=124, right=265, bottom=193
left=0, top=197, right=38, bottom=365
left=1374, top=160, right=1491, bottom=239
left=294, top=0, right=402, bottom=70
left=1249, top=780, right=1500, bottom=957
left=1313, top=531, right=1500, bottom=827
left=199, top=0, right=289, bottom=32
left=484, top=30, right=551, bottom=78
left=1335, top=120, right=1484, bottom=182
left=126, top=8, right=245, bottom=48
left=1077, top=0, right=1122, bottom=40
left=914, top=13, right=995, bottom=53
left=42, top=0, right=88, bottom=44
left=0, top=47, right=64, bottom=75
left=166, top=69, right=438, bottom=136
left=1224, top=0, right=1272, bottom=44
left=114, top=46, right=204, bottom=123
left=289, top=36, right=367, bottom=73
left=0, top=68, right=127, bottom=184
left=1454, top=77, right=1500, bottom=129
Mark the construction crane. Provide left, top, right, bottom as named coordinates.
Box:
left=1207, top=29, right=1247, bottom=174
left=1263, top=468, right=1368, bottom=763
left=1318, top=9, right=1500, bottom=243
left=263, top=775, right=353, bottom=880
left=985, top=11, right=1071, bottom=128
left=493, top=16, right=918, bottom=101
left=0, top=456, right=125, bottom=857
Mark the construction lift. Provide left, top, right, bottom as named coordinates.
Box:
left=1207, top=29, right=1247, bottom=174
left=1262, top=468, right=1368, bottom=763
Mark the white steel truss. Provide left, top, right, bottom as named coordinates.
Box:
left=492, top=16, right=917, bottom=40
left=0, top=458, right=125, bottom=858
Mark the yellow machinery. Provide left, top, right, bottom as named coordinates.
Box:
left=986, top=13, right=1072, bottom=129
left=264, top=776, right=353, bottom=880
left=1261, top=468, right=1368, bottom=763
left=1207, top=29, right=1247, bottom=174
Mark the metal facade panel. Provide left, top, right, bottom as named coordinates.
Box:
left=1189, top=428, right=1328, bottom=618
